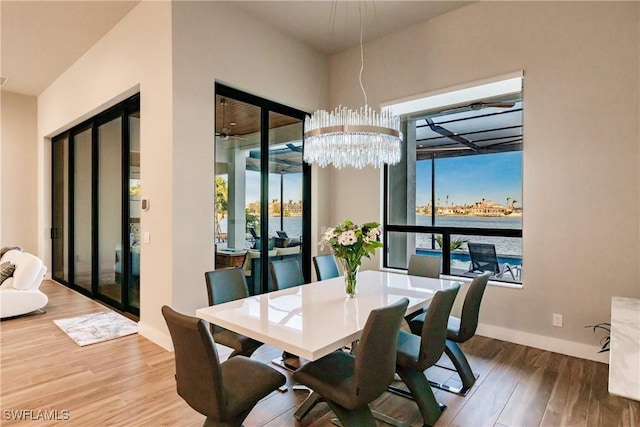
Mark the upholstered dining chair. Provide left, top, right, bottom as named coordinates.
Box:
left=404, top=253, right=442, bottom=323
left=312, top=254, right=340, bottom=281
left=293, top=298, right=409, bottom=427
left=408, top=253, right=441, bottom=278
left=269, top=258, right=304, bottom=291
left=161, top=306, right=286, bottom=427
left=204, top=268, right=263, bottom=358
left=268, top=258, right=306, bottom=369
left=394, top=284, right=460, bottom=426
left=408, top=271, right=490, bottom=395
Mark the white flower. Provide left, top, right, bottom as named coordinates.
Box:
left=323, top=227, right=335, bottom=240
left=319, top=227, right=336, bottom=250
left=367, top=228, right=379, bottom=240
left=338, top=230, right=357, bottom=246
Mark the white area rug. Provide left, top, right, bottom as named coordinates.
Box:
left=54, top=311, right=138, bottom=346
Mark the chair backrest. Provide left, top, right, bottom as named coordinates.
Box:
left=249, top=227, right=258, bottom=239
left=468, top=242, right=500, bottom=274
left=407, top=254, right=441, bottom=278
left=276, top=230, right=288, bottom=238
left=161, top=305, right=225, bottom=419
left=458, top=271, right=491, bottom=341
left=204, top=268, right=250, bottom=306
left=313, top=254, right=340, bottom=281
left=417, top=283, right=461, bottom=369
left=353, top=297, right=409, bottom=407
left=269, top=258, right=304, bottom=290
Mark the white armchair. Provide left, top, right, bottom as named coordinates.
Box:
left=0, top=250, right=48, bottom=319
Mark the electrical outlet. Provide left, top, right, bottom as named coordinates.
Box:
left=553, top=313, right=563, bottom=327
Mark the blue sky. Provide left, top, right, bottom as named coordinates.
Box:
left=241, top=151, right=522, bottom=206
left=246, top=171, right=302, bottom=203
left=416, top=151, right=522, bottom=206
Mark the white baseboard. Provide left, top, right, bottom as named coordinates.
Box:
left=138, top=321, right=173, bottom=351
left=476, top=322, right=610, bottom=364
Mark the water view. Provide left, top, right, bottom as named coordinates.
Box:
left=415, top=215, right=522, bottom=258
left=220, top=214, right=522, bottom=258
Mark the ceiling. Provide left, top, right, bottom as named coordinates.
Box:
left=415, top=98, right=523, bottom=159
left=0, top=1, right=470, bottom=97
left=232, top=1, right=471, bottom=55
left=0, top=1, right=140, bottom=96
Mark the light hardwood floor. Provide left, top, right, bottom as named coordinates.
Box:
left=1, top=280, right=638, bottom=426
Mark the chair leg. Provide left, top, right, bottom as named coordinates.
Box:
left=396, top=366, right=445, bottom=426
left=444, top=339, right=476, bottom=391
left=203, top=408, right=250, bottom=427
left=293, top=391, right=322, bottom=420
left=327, top=401, right=376, bottom=427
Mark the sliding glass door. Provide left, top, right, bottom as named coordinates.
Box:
left=72, top=127, right=93, bottom=292
left=214, top=84, right=310, bottom=295
left=96, top=116, right=123, bottom=304
left=51, top=95, right=140, bottom=316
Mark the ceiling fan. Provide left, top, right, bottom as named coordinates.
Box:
left=440, top=101, right=516, bottom=114
left=216, top=98, right=246, bottom=141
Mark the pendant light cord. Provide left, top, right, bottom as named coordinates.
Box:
left=358, top=1, right=367, bottom=107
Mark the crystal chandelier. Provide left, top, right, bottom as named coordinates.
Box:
left=303, top=4, right=402, bottom=169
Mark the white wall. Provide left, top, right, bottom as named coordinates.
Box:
left=329, top=1, right=639, bottom=360
left=169, top=1, right=328, bottom=317
left=36, top=1, right=329, bottom=349
left=0, top=91, right=38, bottom=252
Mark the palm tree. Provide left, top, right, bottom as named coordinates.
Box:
left=435, top=235, right=469, bottom=251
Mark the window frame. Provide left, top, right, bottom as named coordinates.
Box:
left=382, top=75, right=523, bottom=284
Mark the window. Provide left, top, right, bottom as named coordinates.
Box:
left=384, top=75, right=523, bottom=284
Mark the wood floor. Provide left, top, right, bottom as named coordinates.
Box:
left=1, top=280, right=638, bottom=427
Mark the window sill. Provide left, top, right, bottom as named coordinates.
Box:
left=380, top=267, right=523, bottom=289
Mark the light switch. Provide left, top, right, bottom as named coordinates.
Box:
left=143, top=231, right=150, bottom=244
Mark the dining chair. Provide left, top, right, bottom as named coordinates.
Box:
left=313, top=254, right=340, bottom=281
left=393, top=283, right=460, bottom=426
left=269, top=258, right=304, bottom=290
left=293, top=298, right=409, bottom=427
left=204, top=268, right=263, bottom=358
left=404, top=253, right=442, bottom=323
left=408, top=253, right=441, bottom=278
left=268, top=258, right=307, bottom=369
left=161, top=306, right=286, bottom=427
left=408, top=271, right=490, bottom=395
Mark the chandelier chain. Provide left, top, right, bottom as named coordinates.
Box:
left=359, top=1, right=367, bottom=107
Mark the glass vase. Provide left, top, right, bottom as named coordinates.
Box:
left=341, top=260, right=360, bottom=298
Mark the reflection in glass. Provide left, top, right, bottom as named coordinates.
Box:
left=73, top=129, right=92, bottom=291
left=129, top=112, right=141, bottom=310
left=97, top=117, right=122, bottom=303
left=52, top=137, right=69, bottom=282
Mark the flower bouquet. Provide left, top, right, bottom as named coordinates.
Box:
left=320, top=220, right=383, bottom=297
